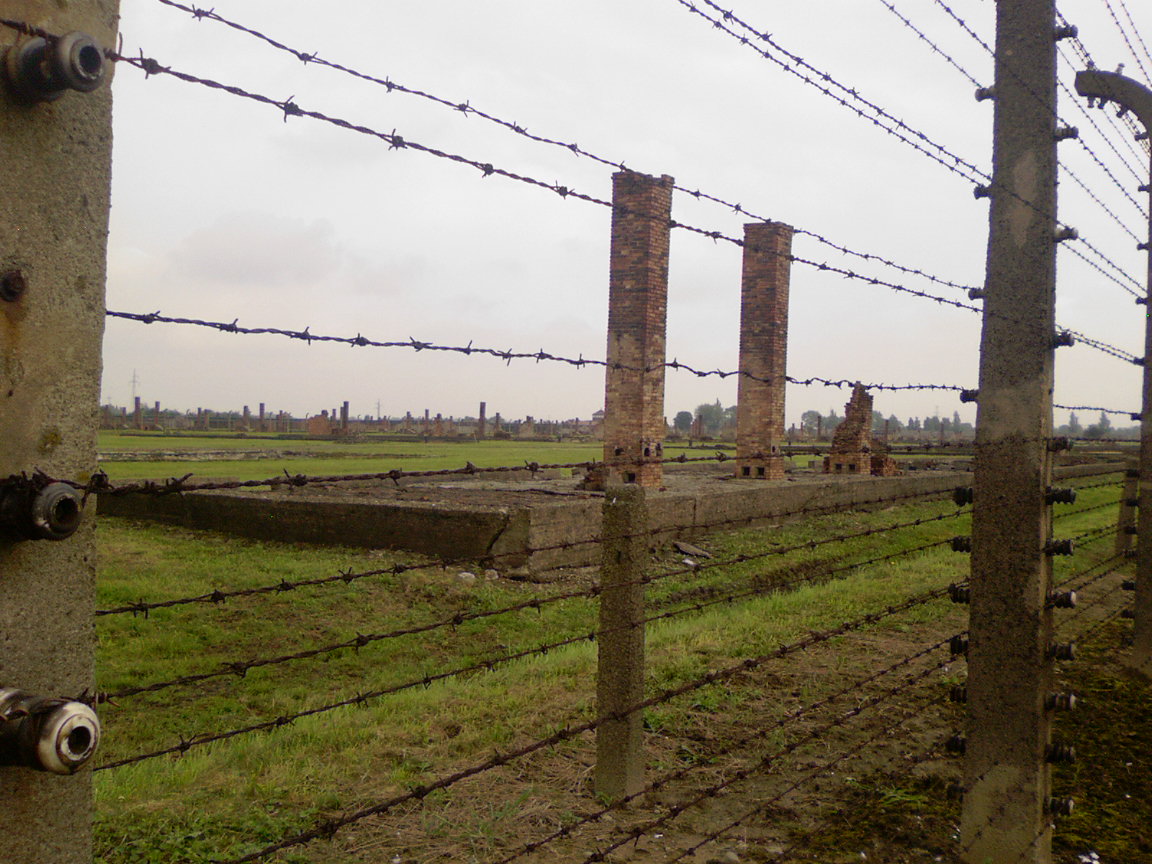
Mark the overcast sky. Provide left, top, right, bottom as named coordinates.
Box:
left=101, top=0, right=1152, bottom=428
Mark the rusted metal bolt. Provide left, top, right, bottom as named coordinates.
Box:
left=0, top=480, right=83, bottom=541
left=0, top=269, right=25, bottom=302
left=0, top=689, right=100, bottom=774
left=3, top=33, right=106, bottom=104
left=950, top=536, right=973, bottom=553
left=1046, top=487, right=1077, bottom=504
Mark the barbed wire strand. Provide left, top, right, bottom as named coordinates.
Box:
left=874, top=0, right=1146, bottom=241
left=210, top=586, right=948, bottom=862
left=93, top=507, right=967, bottom=703
left=95, top=484, right=959, bottom=619
left=98, top=540, right=960, bottom=772
left=106, top=308, right=1143, bottom=379
left=491, top=637, right=957, bottom=864
left=685, top=0, right=1146, bottom=292
left=147, top=0, right=994, bottom=302
left=656, top=692, right=952, bottom=864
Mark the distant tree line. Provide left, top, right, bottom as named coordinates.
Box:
left=674, top=403, right=1137, bottom=442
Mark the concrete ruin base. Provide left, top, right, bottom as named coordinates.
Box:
left=97, top=463, right=1122, bottom=576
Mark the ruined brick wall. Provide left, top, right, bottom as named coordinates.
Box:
left=824, top=384, right=873, bottom=475
left=735, top=222, right=793, bottom=480
left=601, top=171, right=674, bottom=487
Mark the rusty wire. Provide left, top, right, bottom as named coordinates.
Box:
left=872, top=0, right=983, bottom=88
left=206, top=586, right=948, bottom=862
left=95, top=484, right=957, bottom=618
left=934, top=0, right=1150, bottom=218
left=492, top=636, right=957, bottom=864
left=678, top=0, right=987, bottom=183
left=876, top=0, right=1145, bottom=244
left=652, top=691, right=952, bottom=864
left=147, top=0, right=992, bottom=302
left=96, top=538, right=959, bottom=772
left=92, top=506, right=965, bottom=703
left=106, top=309, right=974, bottom=392
left=16, top=19, right=1134, bottom=362
left=919, top=0, right=1150, bottom=297
left=1058, top=13, right=1152, bottom=162
left=684, top=0, right=1147, bottom=296
left=106, top=307, right=1142, bottom=378
left=1098, top=0, right=1152, bottom=84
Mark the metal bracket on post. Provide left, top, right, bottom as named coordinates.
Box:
left=1, top=32, right=107, bottom=104
left=1075, top=69, right=1152, bottom=679
left=0, top=477, right=84, bottom=542
left=0, top=689, right=100, bottom=774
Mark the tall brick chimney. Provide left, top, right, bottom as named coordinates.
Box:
left=735, top=222, right=793, bottom=480
left=601, top=171, right=674, bottom=487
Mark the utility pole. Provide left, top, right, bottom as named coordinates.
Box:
left=1074, top=69, right=1152, bottom=678
left=960, top=1, right=1064, bottom=861
left=0, top=6, right=120, bottom=862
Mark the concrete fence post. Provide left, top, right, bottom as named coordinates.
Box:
left=735, top=221, right=793, bottom=481
left=595, top=485, right=648, bottom=800
left=0, top=4, right=120, bottom=862
left=960, top=0, right=1061, bottom=861
left=1073, top=69, right=1152, bottom=678
left=1116, top=459, right=1139, bottom=557
left=600, top=171, right=673, bottom=489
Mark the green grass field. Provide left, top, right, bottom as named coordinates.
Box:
left=89, top=471, right=1133, bottom=863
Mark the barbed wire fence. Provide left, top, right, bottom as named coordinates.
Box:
left=1, top=1, right=1149, bottom=862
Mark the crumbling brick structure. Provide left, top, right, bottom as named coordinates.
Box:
left=735, top=222, right=793, bottom=480
left=598, top=171, right=674, bottom=488
left=824, top=384, right=873, bottom=475
left=823, top=384, right=901, bottom=476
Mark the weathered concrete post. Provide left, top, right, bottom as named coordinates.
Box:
left=960, top=1, right=1061, bottom=860
left=1115, top=460, right=1139, bottom=557
left=601, top=171, right=674, bottom=488
left=1074, top=70, right=1152, bottom=677
left=735, top=222, right=793, bottom=480
left=595, top=485, right=648, bottom=799
left=0, top=5, right=120, bottom=862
